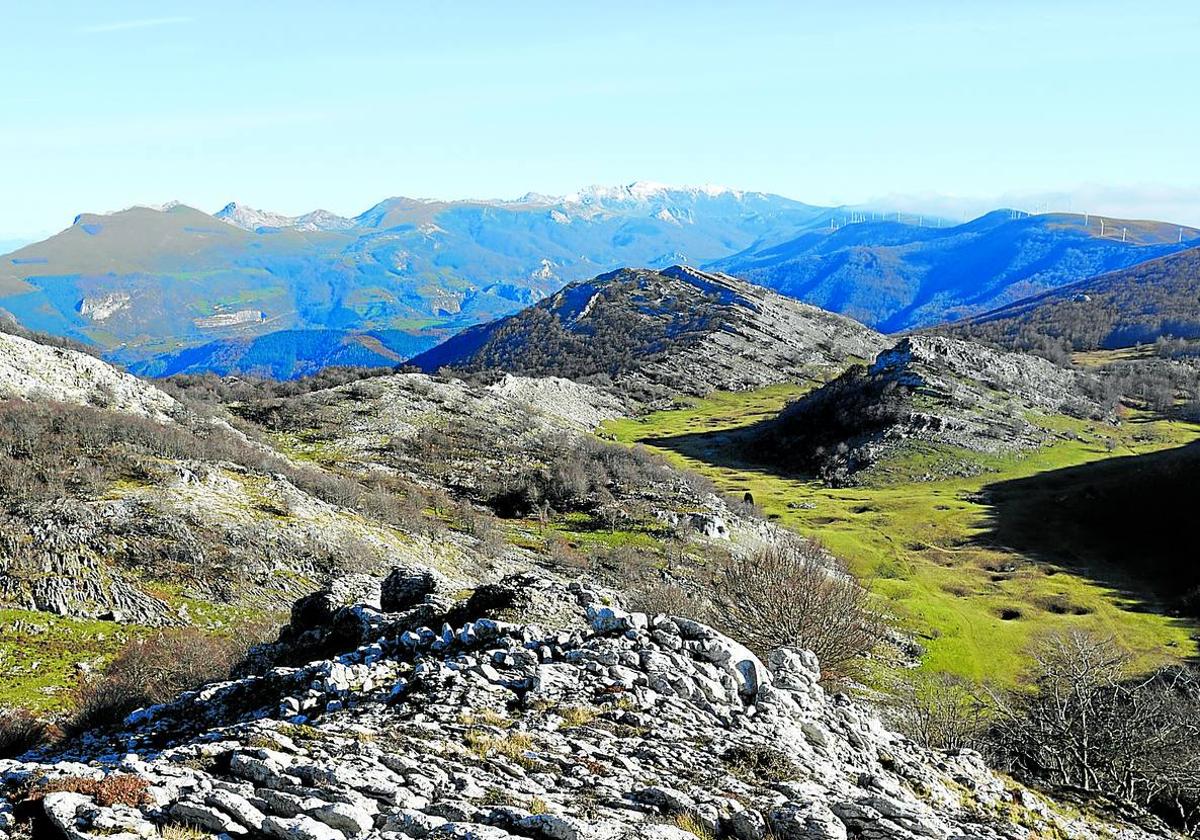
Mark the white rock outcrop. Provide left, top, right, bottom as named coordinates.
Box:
left=0, top=573, right=1178, bottom=840
left=0, top=332, right=178, bottom=421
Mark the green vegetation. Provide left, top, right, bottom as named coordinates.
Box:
left=946, top=248, right=1200, bottom=357
left=0, top=609, right=132, bottom=712
left=603, top=388, right=1200, bottom=685
left=0, top=597, right=271, bottom=714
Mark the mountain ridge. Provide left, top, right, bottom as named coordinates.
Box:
left=712, top=210, right=1199, bottom=331
left=0, top=185, right=835, bottom=368
left=937, top=246, right=1200, bottom=353
left=408, top=265, right=888, bottom=401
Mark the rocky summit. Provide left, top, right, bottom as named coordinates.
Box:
left=0, top=568, right=1174, bottom=840
left=409, top=266, right=887, bottom=403
left=754, top=333, right=1108, bottom=484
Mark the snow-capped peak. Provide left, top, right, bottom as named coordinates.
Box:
left=215, top=203, right=354, bottom=232
left=85, top=200, right=185, bottom=219
left=562, top=181, right=745, bottom=206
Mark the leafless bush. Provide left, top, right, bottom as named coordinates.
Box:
left=67, top=626, right=261, bottom=734
left=708, top=539, right=884, bottom=680
left=629, top=582, right=709, bottom=620
left=885, top=672, right=987, bottom=752
left=986, top=631, right=1200, bottom=831
left=0, top=707, right=46, bottom=758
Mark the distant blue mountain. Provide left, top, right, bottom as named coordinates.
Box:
left=126, top=329, right=439, bottom=379
left=0, top=185, right=833, bottom=371
left=709, top=211, right=1199, bottom=331
left=3, top=189, right=1195, bottom=378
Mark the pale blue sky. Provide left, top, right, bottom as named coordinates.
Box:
left=3, top=1, right=1199, bottom=239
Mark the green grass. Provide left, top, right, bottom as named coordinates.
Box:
left=0, top=595, right=279, bottom=714
left=0, top=609, right=136, bottom=712
left=549, top=512, right=670, bottom=551
left=603, top=389, right=1200, bottom=686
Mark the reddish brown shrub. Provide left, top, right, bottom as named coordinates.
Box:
left=31, top=773, right=151, bottom=807
left=67, top=627, right=252, bottom=735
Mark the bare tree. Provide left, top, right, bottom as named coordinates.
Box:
left=885, top=672, right=987, bottom=752
left=987, top=630, right=1200, bottom=831
left=709, top=539, right=883, bottom=680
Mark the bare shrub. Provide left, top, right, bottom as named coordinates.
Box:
left=986, top=631, right=1200, bottom=831
left=630, top=582, right=709, bottom=620
left=885, top=672, right=987, bottom=751
left=67, top=627, right=256, bottom=734
left=708, top=539, right=884, bottom=680
left=0, top=707, right=45, bottom=758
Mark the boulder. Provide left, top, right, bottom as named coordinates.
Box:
left=381, top=564, right=452, bottom=612
left=768, top=801, right=848, bottom=840
left=291, top=574, right=383, bottom=631
left=689, top=513, right=729, bottom=539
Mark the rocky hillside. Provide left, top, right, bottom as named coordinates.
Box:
left=0, top=331, right=179, bottom=421
left=0, top=335, right=437, bottom=632
left=753, top=335, right=1105, bottom=483
left=409, top=266, right=887, bottom=401
left=711, top=211, right=1197, bottom=332
left=0, top=329, right=780, bottom=709
left=939, top=247, right=1200, bottom=355
left=0, top=569, right=1176, bottom=840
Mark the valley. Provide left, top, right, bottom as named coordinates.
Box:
left=602, top=386, right=1200, bottom=684
left=6, top=6, right=1200, bottom=835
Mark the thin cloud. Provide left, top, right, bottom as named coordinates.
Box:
left=863, top=185, right=1200, bottom=229
left=79, top=17, right=193, bottom=34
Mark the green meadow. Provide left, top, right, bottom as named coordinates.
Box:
left=602, top=386, right=1200, bottom=685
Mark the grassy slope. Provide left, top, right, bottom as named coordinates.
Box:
left=0, top=597, right=264, bottom=712
left=602, top=386, right=1200, bottom=685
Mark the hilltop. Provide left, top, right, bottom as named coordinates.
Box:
left=409, top=266, right=887, bottom=401
left=711, top=210, right=1198, bottom=331
left=939, top=246, right=1200, bottom=354
left=750, top=334, right=1105, bottom=484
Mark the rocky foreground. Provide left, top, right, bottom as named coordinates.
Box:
left=0, top=568, right=1176, bottom=840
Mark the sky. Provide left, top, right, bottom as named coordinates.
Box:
left=2, top=1, right=1199, bottom=241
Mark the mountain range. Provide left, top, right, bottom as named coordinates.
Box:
left=2, top=184, right=1197, bottom=378
left=0, top=185, right=832, bottom=373
left=713, top=210, right=1199, bottom=331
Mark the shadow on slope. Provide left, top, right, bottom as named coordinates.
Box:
left=973, top=439, right=1200, bottom=620
left=630, top=410, right=1200, bottom=647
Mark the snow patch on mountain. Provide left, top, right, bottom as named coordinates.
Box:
left=565, top=181, right=750, bottom=205
left=215, top=202, right=355, bottom=232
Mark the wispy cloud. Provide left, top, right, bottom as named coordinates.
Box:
left=863, top=185, right=1200, bottom=229
left=79, top=16, right=193, bottom=34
